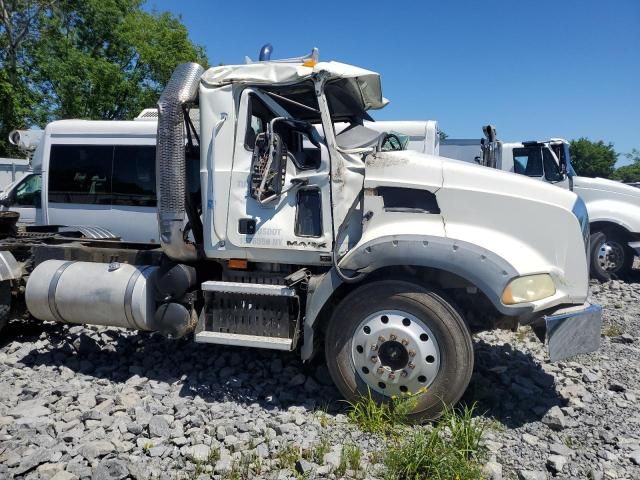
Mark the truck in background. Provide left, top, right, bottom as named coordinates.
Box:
left=0, top=158, right=31, bottom=192
left=440, top=133, right=640, bottom=282
left=0, top=50, right=600, bottom=419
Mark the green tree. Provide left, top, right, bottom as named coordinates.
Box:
left=569, top=138, right=618, bottom=178
left=611, top=149, right=640, bottom=183
left=0, top=0, right=208, bottom=156
left=439, top=130, right=448, bottom=141
left=0, top=0, right=52, bottom=156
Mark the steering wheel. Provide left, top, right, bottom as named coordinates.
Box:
left=379, top=133, right=404, bottom=152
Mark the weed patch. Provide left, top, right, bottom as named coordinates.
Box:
left=384, top=404, right=485, bottom=480
left=347, top=388, right=420, bottom=436
left=603, top=323, right=624, bottom=337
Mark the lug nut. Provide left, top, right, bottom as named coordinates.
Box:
left=390, top=334, right=397, bottom=341
left=371, top=344, right=378, bottom=351
left=388, top=373, right=395, bottom=380
left=377, top=367, right=384, bottom=375
left=378, top=336, right=386, bottom=343
left=400, top=370, right=408, bottom=378
left=408, top=350, right=416, bottom=357
left=401, top=339, right=409, bottom=346
left=370, top=356, right=378, bottom=363
left=408, top=363, right=415, bottom=370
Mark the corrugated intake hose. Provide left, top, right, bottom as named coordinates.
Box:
left=156, top=62, right=205, bottom=262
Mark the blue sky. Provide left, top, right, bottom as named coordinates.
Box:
left=145, top=0, right=639, bottom=166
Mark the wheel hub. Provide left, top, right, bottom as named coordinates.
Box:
left=597, top=241, right=625, bottom=272
left=351, top=310, right=441, bottom=397
left=378, top=340, right=409, bottom=371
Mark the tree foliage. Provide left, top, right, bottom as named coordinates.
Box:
left=0, top=0, right=53, bottom=155
left=0, top=0, right=208, bottom=156
left=569, top=138, right=618, bottom=178
left=611, top=149, right=640, bottom=183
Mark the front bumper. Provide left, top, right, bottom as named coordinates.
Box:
left=541, top=302, right=602, bottom=362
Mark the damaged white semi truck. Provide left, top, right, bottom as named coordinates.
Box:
left=0, top=52, right=601, bottom=419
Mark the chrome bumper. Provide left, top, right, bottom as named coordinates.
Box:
left=544, top=303, right=602, bottom=362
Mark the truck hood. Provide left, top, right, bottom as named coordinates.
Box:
left=361, top=150, right=589, bottom=309
left=573, top=176, right=640, bottom=202
left=572, top=176, right=640, bottom=232
left=364, top=150, right=578, bottom=211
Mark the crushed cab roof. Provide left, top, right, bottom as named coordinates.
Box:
left=201, top=60, right=388, bottom=111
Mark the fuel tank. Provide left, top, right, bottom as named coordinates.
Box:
left=26, top=260, right=158, bottom=330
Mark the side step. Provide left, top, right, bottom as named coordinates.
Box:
left=194, top=331, right=292, bottom=350
left=196, top=279, right=299, bottom=351
left=201, top=281, right=295, bottom=297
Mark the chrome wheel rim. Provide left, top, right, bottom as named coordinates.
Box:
left=351, top=310, right=441, bottom=397
left=597, top=241, right=625, bottom=272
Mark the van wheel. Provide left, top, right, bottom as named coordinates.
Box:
left=324, top=280, right=474, bottom=421
left=590, top=231, right=633, bottom=282
left=0, top=281, right=11, bottom=334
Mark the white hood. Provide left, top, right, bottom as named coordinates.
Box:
left=573, top=176, right=640, bottom=200
left=573, top=176, right=640, bottom=232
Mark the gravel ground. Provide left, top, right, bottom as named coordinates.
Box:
left=1, top=280, right=639, bottom=480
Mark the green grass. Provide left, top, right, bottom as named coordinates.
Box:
left=303, top=436, right=330, bottom=465
left=343, top=443, right=362, bottom=472
left=603, top=323, right=624, bottom=337
left=384, top=403, right=485, bottom=480
left=484, top=417, right=507, bottom=433
left=275, top=443, right=300, bottom=471
left=314, top=403, right=332, bottom=428
left=347, top=388, right=420, bottom=437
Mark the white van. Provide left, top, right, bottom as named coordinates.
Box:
left=0, top=120, right=160, bottom=243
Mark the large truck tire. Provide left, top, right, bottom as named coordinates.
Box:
left=324, top=280, right=474, bottom=421
left=0, top=281, right=11, bottom=334
left=590, top=230, right=634, bottom=282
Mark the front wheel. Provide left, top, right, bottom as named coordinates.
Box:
left=324, top=280, right=474, bottom=421
left=590, top=231, right=634, bottom=281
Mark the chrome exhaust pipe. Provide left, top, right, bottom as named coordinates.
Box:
left=156, top=62, right=205, bottom=262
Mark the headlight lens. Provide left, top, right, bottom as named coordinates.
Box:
left=501, top=274, right=556, bottom=305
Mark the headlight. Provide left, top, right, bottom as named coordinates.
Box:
left=501, top=274, right=556, bottom=305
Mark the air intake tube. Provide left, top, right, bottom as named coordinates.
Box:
left=156, top=62, right=205, bottom=262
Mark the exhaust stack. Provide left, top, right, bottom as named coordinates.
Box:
left=156, top=62, right=205, bottom=261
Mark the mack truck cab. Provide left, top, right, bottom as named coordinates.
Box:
left=0, top=50, right=601, bottom=420
left=439, top=132, right=640, bottom=281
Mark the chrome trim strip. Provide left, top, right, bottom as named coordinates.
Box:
left=47, top=261, right=74, bottom=323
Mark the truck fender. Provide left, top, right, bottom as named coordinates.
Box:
left=301, top=234, right=525, bottom=361
left=586, top=198, right=640, bottom=234
left=0, top=251, right=23, bottom=281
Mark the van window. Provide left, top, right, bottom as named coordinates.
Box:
left=512, top=147, right=543, bottom=177
left=49, top=144, right=157, bottom=207
left=49, top=145, right=112, bottom=204
left=112, top=146, right=156, bottom=207
left=14, top=174, right=42, bottom=207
